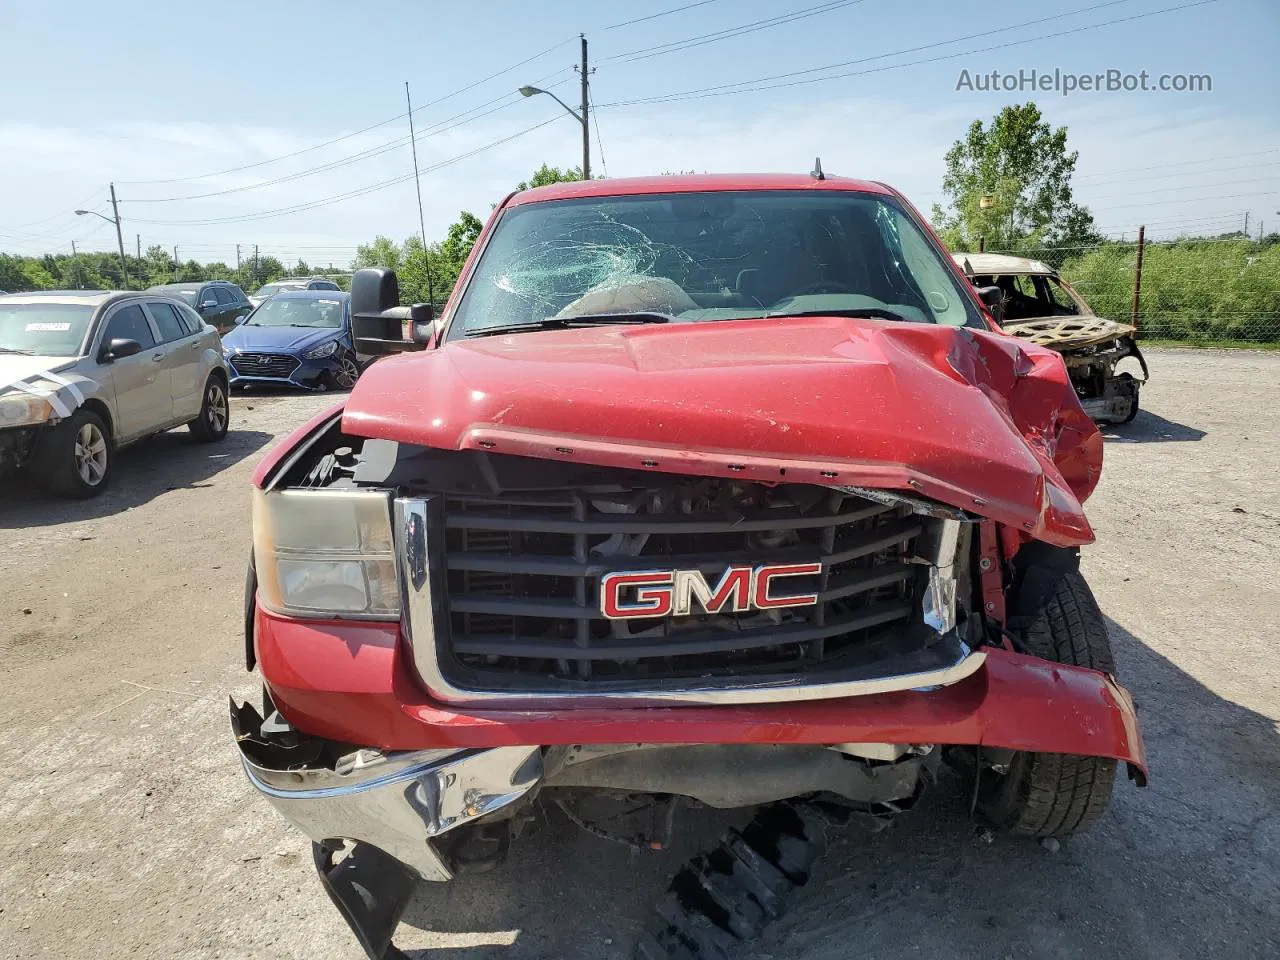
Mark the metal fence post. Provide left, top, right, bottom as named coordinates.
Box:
left=978, top=236, right=985, bottom=252
left=1130, top=225, right=1145, bottom=333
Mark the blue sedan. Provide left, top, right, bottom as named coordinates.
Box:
left=220, top=290, right=365, bottom=391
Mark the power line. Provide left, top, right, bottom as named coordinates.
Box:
left=598, top=0, right=1212, bottom=105
left=129, top=117, right=560, bottom=226
left=604, top=0, right=868, bottom=63
left=1084, top=175, right=1280, bottom=202
left=118, top=38, right=575, bottom=187
left=588, top=86, right=608, bottom=177
left=1074, top=147, right=1280, bottom=181
left=605, top=0, right=722, bottom=30
left=1078, top=159, right=1280, bottom=188
left=122, top=81, right=567, bottom=205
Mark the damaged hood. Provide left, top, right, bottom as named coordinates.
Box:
left=0, top=355, right=76, bottom=392
left=343, top=317, right=1102, bottom=545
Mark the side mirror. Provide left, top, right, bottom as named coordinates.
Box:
left=234, top=314, right=249, bottom=325
left=200, top=299, right=218, bottom=310
left=974, top=285, right=1005, bottom=326
left=99, top=337, right=142, bottom=363
left=350, top=267, right=432, bottom=354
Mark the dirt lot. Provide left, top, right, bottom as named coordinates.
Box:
left=2, top=349, right=1278, bottom=960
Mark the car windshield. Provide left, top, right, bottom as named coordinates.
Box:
left=972, top=272, right=1087, bottom=323
left=254, top=282, right=302, bottom=297
left=245, top=298, right=344, bottom=328
left=448, top=190, right=980, bottom=336
left=0, top=303, right=95, bottom=356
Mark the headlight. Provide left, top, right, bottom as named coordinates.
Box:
left=252, top=488, right=399, bottom=619
left=0, top=393, right=55, bottom=429
left=304, top=340, right=339, bottom=360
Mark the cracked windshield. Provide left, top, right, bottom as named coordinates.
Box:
left=451, top=190, right=978, bottom=335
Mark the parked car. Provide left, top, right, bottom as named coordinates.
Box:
left=0, top=290, right=229, bottom=498
left=231, top=173, right=1145, bottom=958
left=145, top=280, right=252, bottom=334
left=247, top=276, right=341, bottom=308
left=220, top=290, right=363, bottom=391
left=952, top=252, right=1149, bottom=423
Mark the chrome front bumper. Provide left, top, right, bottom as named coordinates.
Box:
left=231, top=701, right=541, bottom=881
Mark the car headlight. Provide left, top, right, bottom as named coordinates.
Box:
left=304, top=340, right=340, bottom=360
left=252, top=488, right=399, bottom=619
left=0, top=392, right=55, bottom=429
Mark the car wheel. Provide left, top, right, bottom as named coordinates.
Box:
left=189, top=375, right=230, bottom=442
left=42, top=408, right=113, bottom=499
left=334, top=352, right=361, bottom=390
left=1117, top=373, right=1140, bottom=423
left=976, top=565, right=1117, bottom=837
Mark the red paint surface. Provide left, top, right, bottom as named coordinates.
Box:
left=506, top=173, right=895, bottom=207
left=343, top=317, right=1100, bottom=546
left=255, top=608, right=1146, bottom=777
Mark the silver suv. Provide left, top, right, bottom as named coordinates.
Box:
left=0, top=290, right=231, bottom=498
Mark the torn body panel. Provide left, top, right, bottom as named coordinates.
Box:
left=340, top=317, right=1102, bottom=546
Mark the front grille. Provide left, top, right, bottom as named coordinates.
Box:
left=433, top=467, right=937, bottom=690
left=231, top=352, right=300, bottom=378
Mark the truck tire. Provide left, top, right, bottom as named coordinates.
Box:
left=40, top=408, right=114, bottom=499
left=978, top=568, right=1117, bottom=837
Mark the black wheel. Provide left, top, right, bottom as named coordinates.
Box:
left=189, top=375, right=230, bottom=442
left=1117, top=373, right=1140, bottom=423
left=977, top=565, right=1117, bottom=837
left=38, top=408, right=113, bottom=499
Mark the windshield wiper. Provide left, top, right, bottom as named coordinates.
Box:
left=0, top=347, right=35, bottom=355
left=765, top=308, right=912, bottom=324
left=465, top=311, right=674, bottom=338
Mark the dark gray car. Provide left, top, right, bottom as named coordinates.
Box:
left=146, top=280, right=252, bottom=334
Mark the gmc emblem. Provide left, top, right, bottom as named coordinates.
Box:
left=600, top=563, right=822, bottom=620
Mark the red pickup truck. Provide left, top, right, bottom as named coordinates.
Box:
left=232, top=173, right=1145, bottom=959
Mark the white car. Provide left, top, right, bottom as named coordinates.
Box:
left=0, top=290, right=231, bottom=498
left=248, top=277, right=342, bottom=308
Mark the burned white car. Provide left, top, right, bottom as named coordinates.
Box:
left=953, top=253, right=1149, bottom=423
left=0, top=290, right=230, bottom=498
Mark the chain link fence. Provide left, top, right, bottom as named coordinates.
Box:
left=984, top=236, right=1280, bottom=344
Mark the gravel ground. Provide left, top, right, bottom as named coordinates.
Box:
left=2, top=349, right=1278, bottom=960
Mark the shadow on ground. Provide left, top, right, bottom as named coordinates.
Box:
left=0, top=426, right=272, bottom=529
left=378, top=618, right=1280, bottom=960
left=1102, top=409, right=1207, bottom=444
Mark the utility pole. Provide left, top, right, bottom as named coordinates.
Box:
left=173, top=245, right=179, bottom=281
left=136, top=234, right=141, bottom=262
left=579, top=34, right=591, bottom=180
left=1244, top=211, right=1249, bottom=236
left=109, top=182, right=128, bottom=289
left=71, top=239, right=77, bottom=257
left=1130, top=225, right=1145, bottom=331
left=70, top=240, right=79, bottom=290
left=254, top=244, right=259, bottom=284
left=405, top=81, right=435, bottom=306
left=236, top=243, right=241, bottom=272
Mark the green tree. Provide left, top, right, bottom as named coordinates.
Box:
left=932, top=102, right=1100, bottom=254
left=515, top=163, right=585, bottom=192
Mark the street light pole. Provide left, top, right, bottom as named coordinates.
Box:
left=579, top=34, right=590, bottom=181
left=519, top=34, right=591, bottom=180
left=74, top=183, right=130, bottom=290
left=110, top=184, right=128, bottom=289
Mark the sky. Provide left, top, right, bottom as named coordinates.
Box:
left=2, top=0, right=1277, bottom=266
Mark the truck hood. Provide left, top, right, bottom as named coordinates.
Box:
left=343, top=317, right=1102, bottom=545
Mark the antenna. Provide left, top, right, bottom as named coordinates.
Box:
left=811, top=157, right=825, bottom=181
